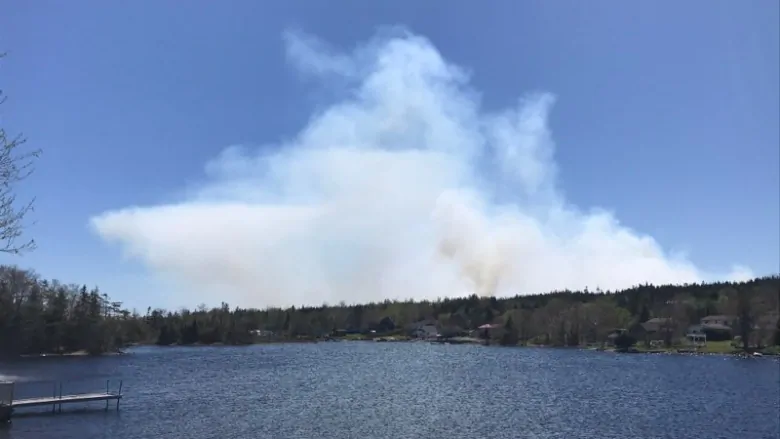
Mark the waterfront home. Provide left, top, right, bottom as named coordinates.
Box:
left=685, top=325, right=707, bottom=346
left=640, top=317, right=675, bottom=346
left=701, top=315, right=737, bottom=327
left=408, top=320, right=439, bottom=339
left=438, top=325, right=467, bottom=338
left=641, top=318, right=674, bottom=338
left=368, top=316, right=396, bottom=333
left=475, top=323, right=504, bottom=339
left=688, top=315, right=737, bottom=342
left=641, top=317, right=673, bottom=333
left=695, top=323, right=732, bottom=340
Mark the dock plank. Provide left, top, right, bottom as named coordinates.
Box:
left=12, top=393, right=121, bottom=408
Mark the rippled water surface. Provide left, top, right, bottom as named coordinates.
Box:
left=1, top=343, right=778, bottom=439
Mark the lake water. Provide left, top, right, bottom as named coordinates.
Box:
left=0, top=343, right=778, bottom=439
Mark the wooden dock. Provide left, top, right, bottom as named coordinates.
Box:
left=0, top=380, right=123, bottom=422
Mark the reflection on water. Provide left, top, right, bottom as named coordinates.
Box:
left=1, top=344, right=778, bottom=439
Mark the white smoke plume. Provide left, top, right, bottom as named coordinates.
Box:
left=90, top=28, right=753, bottom=308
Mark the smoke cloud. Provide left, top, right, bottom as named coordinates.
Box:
left=90, top=29, right=753, bottom=308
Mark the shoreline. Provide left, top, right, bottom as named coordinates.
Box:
left=147, top=337, right=780, bottom=358
left=16, top=349, right=128, bottom=358
left=9, top=339, right=779, bottom=359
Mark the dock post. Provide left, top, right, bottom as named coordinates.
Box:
left=1, top=383, right=14, bottom=423
left=116, top=380, right=123, bottom=411
left=52, top=383, right=57, bottom=414
left=7, top=382, right=13, bottom=422
left=58, top=382, right=63, bottom=413
left=0, top=405, right=11, bottom=424
left=105, top=380, right=109, bottom=411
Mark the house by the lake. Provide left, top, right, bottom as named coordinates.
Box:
left=438, top=325, right=467, bottom=338
left=685, top=315, right=737, bottom=343
left=685, top=325, right=707, bottom=346
left=641, top=317, right=673, bottom=336
left=701, top=315, right=737, bottom=327
left=639, top=317, right=675, bottom=346
left=475, top=323, right=504, bottom=339
left=408, top=319, right=439, bottom=339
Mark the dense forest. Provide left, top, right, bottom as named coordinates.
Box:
left=0, top=264, right=778, bottom=356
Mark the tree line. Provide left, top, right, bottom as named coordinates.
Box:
left=0, top=264, right=777, bottom=356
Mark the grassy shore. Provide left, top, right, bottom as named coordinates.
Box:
left=612, top=340, right=780, bottom=356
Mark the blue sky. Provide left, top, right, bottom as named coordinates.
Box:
left=1, top=1, right=777, bottom=310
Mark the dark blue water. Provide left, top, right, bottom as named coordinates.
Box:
left=1, top=343, right=778, bottom=439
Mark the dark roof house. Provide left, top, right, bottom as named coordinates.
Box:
left=700, top=323, right=732, bottom=332
left=701, top=315, right=737, bottom=327
left=641, top=318, right=673, bottom=333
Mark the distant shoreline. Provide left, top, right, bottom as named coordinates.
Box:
left=137, top=337, right=780, bottom=359
left=9, top=338, right=779, bottom=360
left=16, top=349, right=128, bottom=358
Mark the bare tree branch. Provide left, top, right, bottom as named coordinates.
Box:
left=0, top=52, right=40, bottom=254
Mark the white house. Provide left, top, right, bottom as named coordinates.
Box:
left=685, top=325, right=707, bottom=347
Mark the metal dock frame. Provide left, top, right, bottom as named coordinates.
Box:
left=0, top=379, right=123, bottom=421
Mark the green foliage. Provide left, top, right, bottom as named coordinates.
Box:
left=0, top=266, right=136, bottom=356
left=775, top=319, right=780, bottom=346
left=499, top=316, right=519, bottom=346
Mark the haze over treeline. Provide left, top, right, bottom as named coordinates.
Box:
left=89, top=29, right=754, bottom=309
left=0, top=264, right=776, bottom=356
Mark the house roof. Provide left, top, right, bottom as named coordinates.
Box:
left=642, top=318, right=672, bottom=332
left=701, top=323, right=732, bottom=331
left=408, top=319, right=437, bottom=329
left=701, top=315, right=735, bottom=321
left=477, top=323, right=501, bottom=329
